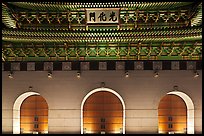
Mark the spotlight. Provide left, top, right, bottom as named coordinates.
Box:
left=101, top=82, right=105, bottom=88
left=83, top=128, right=86, bottom=134
left=28, top=86, right=33, bottom=91
left=77, top=71, right=81, bottom=78
left=194, top=71, right=199, bottom=78
left=173, top=85, right=178, bottom=91
left=48, top=71, right=52, bottom=78
left=154, top=71, right=159, bottom=78
left=120, top=128, right=123, bottom=134
left=125, top=71, right=129, bottom=78
left=8, top=71, right=13, bottom=79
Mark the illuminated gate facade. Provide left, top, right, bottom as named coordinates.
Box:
left=1, top=1, right=202, bottom=134
left=158, top=94, right=187, bottom=134
left=83, top=91, right=123, bottom=134
left=20, top=95, right=48, bottom=134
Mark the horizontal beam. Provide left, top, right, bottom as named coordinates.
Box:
left=2, top=43, right=202, bottom=61
left=2, top=61, right=202, bottom=71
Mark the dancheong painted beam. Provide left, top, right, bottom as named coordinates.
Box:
left=2, top=2, right=202, bottom=61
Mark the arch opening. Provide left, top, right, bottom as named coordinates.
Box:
left=81, top=87, right=125, bottom=134
left=158, top=91, right=194, bottom=134
left=13, top=92, right=48, bottom=134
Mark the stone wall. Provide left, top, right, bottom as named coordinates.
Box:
left=2, top=70, right=202, bottom=134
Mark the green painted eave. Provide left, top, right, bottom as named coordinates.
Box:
left=2, top=3, right=17, bottom=29
left=191, top=3, right=202, bottom=26
left=2, top=26, right=202, bottom=43
left=8, top=2, right=194, bottom=11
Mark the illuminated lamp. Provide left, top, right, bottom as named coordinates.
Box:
left=8, top=71, right=13, bottom=79
left=125, top=71, right=129, bottom=78
left=194, top=70, right=199, bottom=78
left=77, top=71, right=81, bottom=78
left=154, top=71, right=159, bottom=78
left=48, top=71, right=52, bottom=78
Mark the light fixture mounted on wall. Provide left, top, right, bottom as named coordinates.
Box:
left=125, top=71, right=129, bottom=78
left=173, top=85, right=179, bottom=91
left=28, top=86, right=33, bottom=91
left=77, top=71, right=81, bottom=78
left=83, top=128, right=86, bottom=134
left=8, top=71, right=13, bottom=79
left=194, top=70, right=199, bottom=78
left=101, top=82, right=105, bottom=88
left=47, top=71, right=52, bottom=78
left=154, top=71, right=159, bottom=78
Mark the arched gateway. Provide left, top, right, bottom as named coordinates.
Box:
left=81, top=87, right=125, bottom=134
left=13, top=92, right=48, bottom=134
left=158, top=91, right=194, bottom=134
